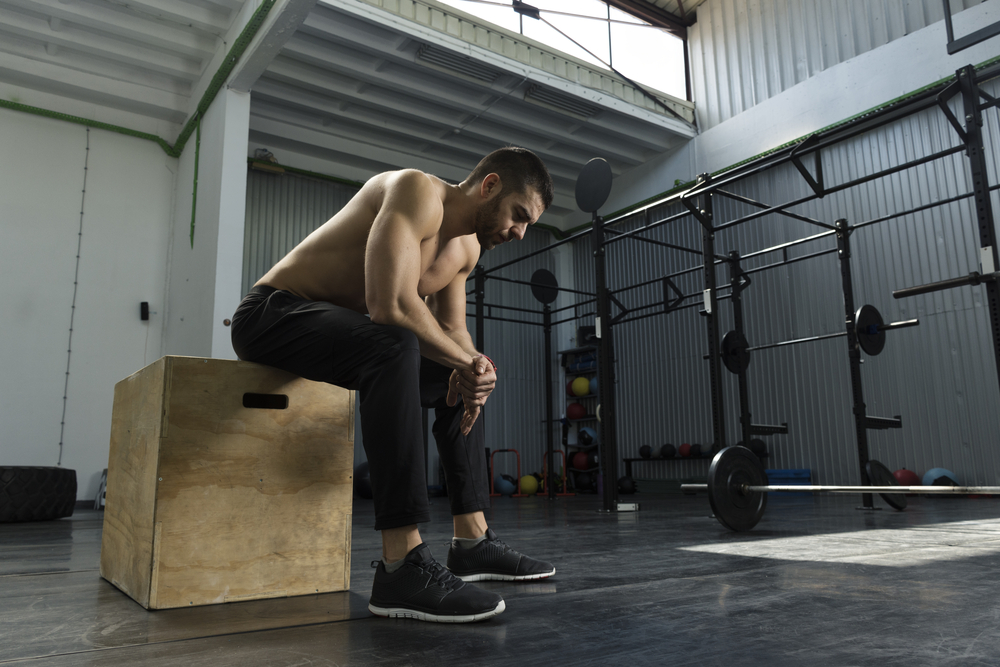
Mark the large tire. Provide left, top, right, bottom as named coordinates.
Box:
left=0, top=467, right=77, bottom=522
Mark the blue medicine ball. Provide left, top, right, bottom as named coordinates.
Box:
left=589, top=377, right=598, bottom=395
left=923, top=467, right=959, bottom=486
left=579, top=426, right=600, bottom=446
left=494, top=474, right=517, bottom=496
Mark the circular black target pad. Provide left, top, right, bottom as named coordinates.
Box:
left=866, top=460, right=907, bottom=510
left=575, top=158, right=613, bottom=213
left=708, top=446, right=769, bottom=532
left=530, top=269, right=559, bottom=305
left=855, top=304, right=886, bottom=356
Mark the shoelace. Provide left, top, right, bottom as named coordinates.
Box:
left=423, top=559, right=463, bottom=591
left=371, top=558, right=463, bottom=591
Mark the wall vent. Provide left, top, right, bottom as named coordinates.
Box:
left=416, top=45, right=502, bottom=84
left=524, top=84, right=600, bottom=119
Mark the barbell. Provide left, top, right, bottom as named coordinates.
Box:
left=681, top=446, right=1000, bottom=532
left=714, top=304, right=919, bottom=374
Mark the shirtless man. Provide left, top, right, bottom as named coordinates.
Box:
left=231, top=147, right=556, bottom=623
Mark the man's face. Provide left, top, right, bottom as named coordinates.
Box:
left=475, top=187, right=545, bottom=251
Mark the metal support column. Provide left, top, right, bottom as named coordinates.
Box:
left=958, top=65, right=1000, bottom=394
left=701, top=186, right=727, bottom=450
left=474, top=265, right=486, bottom=352
left=592, top=213, right=620, bottom=512
left=836, top=218, right=875, bottom=509
left=728, top=251, right=752, bottom=449
left=543, top=304, right=555, bottom=500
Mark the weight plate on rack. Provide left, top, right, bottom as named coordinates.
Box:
left=855, top=304, right=886, bottom=356
left=865, top=459, right=907, bottom=510
left=721, top=330, right=751, bottom=374
left=708, top=446, right=768, bottom=532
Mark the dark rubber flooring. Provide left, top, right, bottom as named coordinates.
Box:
left=4, top=491, right=1000, bottom=665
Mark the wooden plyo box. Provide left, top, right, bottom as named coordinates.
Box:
left=100, top=356, right=355, bottom=609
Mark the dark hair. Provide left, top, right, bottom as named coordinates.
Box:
left=467, top=147, right=554, bottom=210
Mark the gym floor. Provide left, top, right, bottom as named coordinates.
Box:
left=4, top=491, right=1000, bottom=666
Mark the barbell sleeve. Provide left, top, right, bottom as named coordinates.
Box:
left=681, top=483, right=1000, bottom=494
left=893, top=272, right=995, bottom=299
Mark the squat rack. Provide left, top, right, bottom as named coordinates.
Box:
left=471, top=61, right=1000, bottom=513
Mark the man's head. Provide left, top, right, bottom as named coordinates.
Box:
left=467, top=147, right=554, bottom=250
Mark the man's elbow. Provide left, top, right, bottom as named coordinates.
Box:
left=368, top=303, right=405, bottom=327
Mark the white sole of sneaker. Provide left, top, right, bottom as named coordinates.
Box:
left=454, top=568, right=556, bottom=582
left=368, top=599, right=505, bottom=623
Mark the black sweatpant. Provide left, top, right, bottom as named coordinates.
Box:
left=231, top=286, right=491, bottom=531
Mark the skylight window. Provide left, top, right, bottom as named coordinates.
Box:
left=436, top=0, right=687, bottom=100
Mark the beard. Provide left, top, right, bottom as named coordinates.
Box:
left=474, top=195, right=505, bottom=250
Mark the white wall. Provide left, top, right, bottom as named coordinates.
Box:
left=0, top=108, right=176, bottom=501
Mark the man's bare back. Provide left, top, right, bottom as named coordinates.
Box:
left=256, top=169, right=480, bottom=315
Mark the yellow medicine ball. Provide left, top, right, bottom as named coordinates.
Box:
left=572, top=376, right=591, bottom=396
left=519, top=475, right=539, bottom=495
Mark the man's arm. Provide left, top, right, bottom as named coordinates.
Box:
left=427, top=261, right=497, bottom=434
left=365, top=171, right=475, bottom=371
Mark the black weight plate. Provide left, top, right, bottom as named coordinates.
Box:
left=855, top=304, right=886, bottom=356
left=530, top=269, right=559, bottom=304
left=866, top=460, right=907, bottom=510
left=575, top=158, right=613, bottom=213
left=721, top=330, right=751, bottom=374
left=708, top=446, right=768, bottom=532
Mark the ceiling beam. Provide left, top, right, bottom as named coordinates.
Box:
left=228, top=0, right=318, bottom=92
left=0, top=50, right=188, bottom=121
left=0, top=6, right=202, bottom=82
left=3, top=0, right=217, bottom=60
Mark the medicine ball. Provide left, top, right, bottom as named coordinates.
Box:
left=575, top=470, right=596, bottom=491
left=572, top=376, right=591, bottom=397
left=566, top=380, right=576, bottom=396
left=567, top=402, right=586, bottom=420
left=578, top=429, right=594, bottom=447
left=639, top=445, right=652, bottom=459
left=519, top=474, right=539, bottom=495
left=748, top=439, right=767, bottom=457
left=690, top=444, right=702, bottom=458
left=679, top=443, right=692, bottom=458
left=354, top=462, right=373, bottom=499
left=579, top=426, right=600, bottom=446
left=618, top=476, right=637, bottom=495
left=589, top=377, right=598, bottom=395
left=893, top=468, right=920, bottom=487
left=660, top=443, right=676, bottom=459
left=923, top=467, right=959, bottom=487
left=494, top=474, right=517, bottom=496
left=572, top=451, right=591, bottom=470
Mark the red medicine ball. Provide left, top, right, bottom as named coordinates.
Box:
left=567, top=380, right=576, bottom=397
left=679, top=443, right=692, bottom=458
left=566, top=402, right=586, bottom=420
left=572, top=452, right=591, bottom=470
left=894, top=468, right=920, bottom=486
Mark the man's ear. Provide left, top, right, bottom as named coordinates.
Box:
left=480, top=173, right=502, bottom=200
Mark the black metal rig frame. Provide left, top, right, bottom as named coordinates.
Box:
left=472, top=62, right=1000, bottom=513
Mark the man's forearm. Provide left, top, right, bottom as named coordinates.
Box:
left=372, top=300, right=473, bottom=370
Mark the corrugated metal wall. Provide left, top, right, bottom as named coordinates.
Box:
left=243, top=170, right=358, bottom=295
left=569, top=74, right=1000, bottom=487
left=689, top=0, right=986, bottom=129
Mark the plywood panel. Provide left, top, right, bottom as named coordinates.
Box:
left=99, top=357, right=166, bottom=609
left=100, top=357, right=354, bottom=609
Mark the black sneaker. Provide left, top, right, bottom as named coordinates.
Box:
left=446, top=528, right=556, bottom=582
left=368, top=543, right=505, bottom=623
